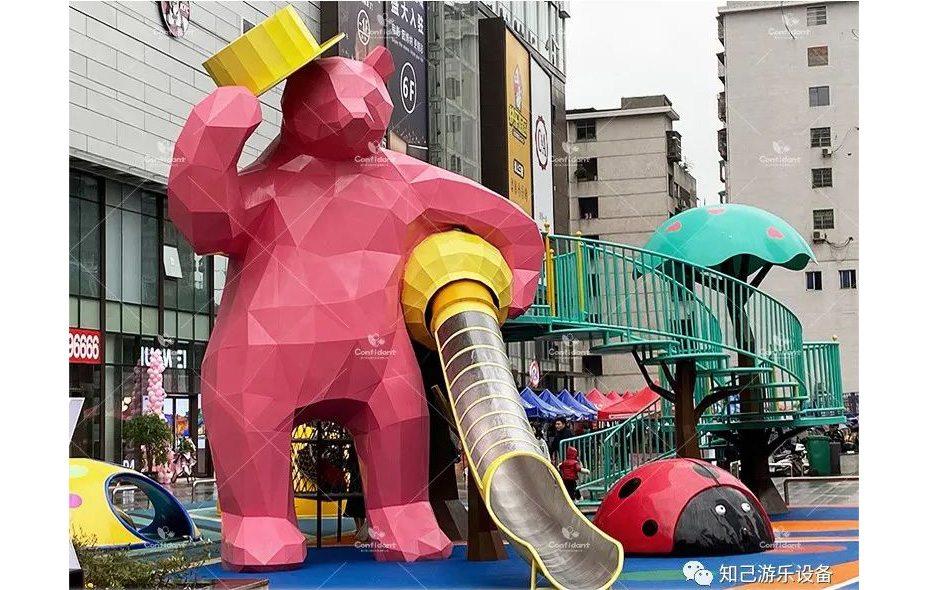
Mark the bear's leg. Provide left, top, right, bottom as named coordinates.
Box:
left=347, top=342, right=453, bottom=562
left=202, top=347, right=306, bottom=571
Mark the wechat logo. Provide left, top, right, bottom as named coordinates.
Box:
left=683, top=561, right=713, bottom=587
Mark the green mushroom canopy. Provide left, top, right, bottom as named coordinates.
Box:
left=643, top=204, right=815, bottom=283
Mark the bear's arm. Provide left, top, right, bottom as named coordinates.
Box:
left=168, top=87, right=261, bottom=257
left=407, top=165, right=543, bottom=317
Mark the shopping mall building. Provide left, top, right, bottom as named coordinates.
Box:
left=69, top=1, right=572, bottom=473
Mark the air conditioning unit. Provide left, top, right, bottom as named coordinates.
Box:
left=821, top=147, right=833, bottom=157
left=812, top=230, right=827, bottom=243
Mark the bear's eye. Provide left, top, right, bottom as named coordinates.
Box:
left=714, top=505, right=727, bottom=516
left=741, top=502, right=752, bottom=512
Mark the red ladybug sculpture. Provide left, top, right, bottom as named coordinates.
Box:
left=593, top=458, right=774, bottom=555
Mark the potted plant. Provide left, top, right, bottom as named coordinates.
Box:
left=123, top=413, right=172, bottom=477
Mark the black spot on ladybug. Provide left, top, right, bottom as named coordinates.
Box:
left=642, top=520, right=658, bottom=536
left=618, top=477, right=641, bottom=499
left=691, top=463, right=718, bottom=480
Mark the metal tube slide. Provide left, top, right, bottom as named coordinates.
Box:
left=430, top=280, right=623, bottom=590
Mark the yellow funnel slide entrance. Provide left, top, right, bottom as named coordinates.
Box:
left=404, top=233, right=623, bottom=590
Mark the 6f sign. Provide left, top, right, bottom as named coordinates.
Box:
left=401, top=62, right=416, bottom=114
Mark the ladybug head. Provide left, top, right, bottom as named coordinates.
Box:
left=673, top=485, right=774, bottom=555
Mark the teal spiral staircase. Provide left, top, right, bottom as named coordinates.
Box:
left=502, top=233, right=845, bottom=502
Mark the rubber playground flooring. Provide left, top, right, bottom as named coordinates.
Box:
left=189, top=505, right=858, bottom=589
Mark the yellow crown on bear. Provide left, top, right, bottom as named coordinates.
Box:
left=203, top=5, right=344, bottom=96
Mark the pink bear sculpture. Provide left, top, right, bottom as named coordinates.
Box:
left=168, top=47, right=542, bottom=571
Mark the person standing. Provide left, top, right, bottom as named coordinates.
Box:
left=547, top=417, right=571, bottom=462
left=558, top=446, right=589, bottom=501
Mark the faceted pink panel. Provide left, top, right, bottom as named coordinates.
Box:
left=168, top=47, right=542, bottom=571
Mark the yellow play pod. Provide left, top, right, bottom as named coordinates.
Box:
left=69, top=458, right=200, bottom=548
left=203, top=5, right=345, bottom=96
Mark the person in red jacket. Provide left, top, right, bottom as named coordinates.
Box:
left=558, top=446, right=590, bottom=501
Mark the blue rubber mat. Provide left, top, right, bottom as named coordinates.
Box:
left=188, top=506, right=859, bottom=589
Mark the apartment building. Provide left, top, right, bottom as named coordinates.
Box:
left=717, top=1, right=859, bottom=394
left=566, top=95, right=697, bottom=391
left=568, top=96, right=697, bottom=247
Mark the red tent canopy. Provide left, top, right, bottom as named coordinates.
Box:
left=597, top=386, right=662, bottom=421
left=583, top=388, right=611, bottom=409
left=605, top=390, right=622, bottom=401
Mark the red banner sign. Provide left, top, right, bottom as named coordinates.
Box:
left=69, top=328, right=102, bottom=364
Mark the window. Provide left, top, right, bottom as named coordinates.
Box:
left=575, top=158, right=598, bottom=182
left=812, top=168, right=833, bottom=188
left=582, top=355, right=603, bottom=377
left=809, top=86, right=830, bottom=107
left=70, top=171, right=102, bottom=299
left=813, top=209, right=835, bottom=230
left=103, top=178, right=161, bottom=337
left=839, top=269, right=857, bottom=289
left=70, top=171, right=102, bottom=330
left=579, top=197, right=599, bottom=219
left=810, top=127, right=832, bottom=148
left=807, top=5, right=827, bottom=26
left=807, top=46, right=829, bottom=66
left=806, top=271, right=822, bottom=291
left=163, top=215, right=212, bottom=341
left=576, top=119, right=596, bottom=141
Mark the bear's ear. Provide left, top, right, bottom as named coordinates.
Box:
left=364, top=47, right=394, bottom=81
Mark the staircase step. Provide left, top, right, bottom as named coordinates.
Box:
left=590, top=339, right=677, bottom=354
left=697, top=366, right=774, bottom=376
left=711, top=381, right=801, bottom=393
left=640, top=351, right=729, bottom=365
left=540, top=327, right=621, bottom=339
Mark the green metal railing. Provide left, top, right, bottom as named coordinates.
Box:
left=801, top=341, right=844, bottom=415
left=513, top=234, right=829, bottom=423
left=560, top=397, right=675, bottom=499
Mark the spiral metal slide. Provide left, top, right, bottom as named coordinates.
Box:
left=403, top=233, right=623, bottom=590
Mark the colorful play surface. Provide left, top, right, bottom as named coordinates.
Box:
left=189, top=505, right=858, bottom=589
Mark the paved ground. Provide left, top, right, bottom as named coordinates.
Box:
left=773, top=453, right=859, bottom=506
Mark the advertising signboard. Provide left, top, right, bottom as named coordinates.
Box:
left=334, top=1, right=386, bottom=60
left=530, top=59, right=554, bottom=228
left=69, top=328, right=102, bottom=364
left=505, top=31, right=532, bottom=216
left=385, top=1, right=428, bottom=160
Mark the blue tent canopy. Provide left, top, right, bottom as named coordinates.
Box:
left=558, top=390, right=596, bottom=420
left=520, top=388, right=559, bottom=419
left=539, top=389, right=583, bottom=420
left=573, top=392, right=599, bottom=414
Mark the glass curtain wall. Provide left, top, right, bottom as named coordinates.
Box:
left=70, top=166, right=217, bottom=471
left=428, top=1, right=481, bottom=181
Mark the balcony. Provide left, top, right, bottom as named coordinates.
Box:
left=666, top=130, right=682, bottom=163
left=717, top=128, right=728, bottom=161
left=717, top=52, right=725, bottom=82
left=717, top=16, right=724, bottom=45
left=717, top=92, right=726, bottom=122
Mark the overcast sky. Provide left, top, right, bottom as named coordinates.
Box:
left=566, top=1, right=724, bottom=203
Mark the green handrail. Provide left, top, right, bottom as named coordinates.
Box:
left=801, top=341, right=844, bottom=415
left=559, top=397, right=675, bottom=497
left=513, top=234, right=845, bottom=424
